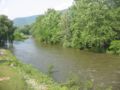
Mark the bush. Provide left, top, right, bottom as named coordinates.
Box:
left=14, top=31, right=28, bottom=41
left=108, top=40, right=120, bottom=55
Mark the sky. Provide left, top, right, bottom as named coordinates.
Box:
left=0, top=0, right=73, bottom=19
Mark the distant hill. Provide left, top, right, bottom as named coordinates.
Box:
left=13, top=9, right=67, bottom=27
left=13, top=15, right=39, bottom=27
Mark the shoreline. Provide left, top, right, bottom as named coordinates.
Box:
left=0, top=49, right=67, bottom=90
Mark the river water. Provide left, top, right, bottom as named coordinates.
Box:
left=11, top=38, right=120, bottom=89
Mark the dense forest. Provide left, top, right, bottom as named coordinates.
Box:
left=31, top=0, right=120, bottom=54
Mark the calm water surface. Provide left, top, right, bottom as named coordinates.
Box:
left=12, top=38, right=120, bottom=89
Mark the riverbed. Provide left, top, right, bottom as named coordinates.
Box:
left=11, top=38, right=120, bottom=89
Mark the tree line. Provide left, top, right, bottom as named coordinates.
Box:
left=31, top=0, right=120, bottom=54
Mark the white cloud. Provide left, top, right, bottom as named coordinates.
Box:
left=0, top=0, right=73, bottom=19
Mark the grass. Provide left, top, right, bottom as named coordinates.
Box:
left=0, top=65, right=28, bottom=90
left=0, top=49, right=30, bottom=90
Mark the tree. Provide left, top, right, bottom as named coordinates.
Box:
left=15, top=25, right=31, bottom=35
left=31, top=0, right=120, bottom=53
left=67, top=0, right=119, bottom=51
left=0, top=15, right=15, bottom=46
left=31, top=9, right=61, bottom=44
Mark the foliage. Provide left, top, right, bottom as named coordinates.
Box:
left=13, top=25, right=31, bottom=41
left=0, top=15, right=15, bottom=46
left=16, top=25, right=31, bottom=35
left=14, top=31, right=28, bottom=41
left=31, top=9, right=62, bottom=44
left=108, top=40, right=120, bottom=55
left=31, top=0, right=120, bottom=53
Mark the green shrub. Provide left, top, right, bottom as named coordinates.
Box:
left=108, top=40, right=120, bottom=55
left=14, top=31, right=28, bottom=41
